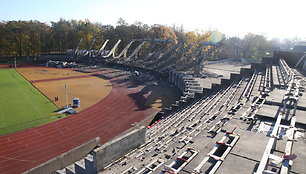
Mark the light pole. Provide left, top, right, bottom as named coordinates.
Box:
left=14, top=57, right=17, bottom=69
left=65, top=83, right=69, bottom=108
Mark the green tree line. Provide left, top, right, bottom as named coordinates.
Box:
left=0, top=18, right=302, bottom=59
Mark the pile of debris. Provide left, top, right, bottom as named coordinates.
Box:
left=45, top=60, right=80, bottom=68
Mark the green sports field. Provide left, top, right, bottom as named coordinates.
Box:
left=0, top=69, right=59, bottom=135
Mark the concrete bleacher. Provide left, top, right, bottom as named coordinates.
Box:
left=165, top=64, right=252, bottom=116
left=24, top=55, right=306, bottom=174
left=93, top=57, right=306, bottom=174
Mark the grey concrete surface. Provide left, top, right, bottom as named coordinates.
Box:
left=25, top=138, right=100, bottom=174
left=257, top=104, right=306, bottom=125
left=93, top=126, right=146, bottom=172
left=216, top=153, right=259, bottom=174
left=265, top=89, right=287, bottom=104
left=291, top=140, right=306, bottom=173
left=230, top=131, right=269, bottom=161
left=204, top=62, right=251, bottom=80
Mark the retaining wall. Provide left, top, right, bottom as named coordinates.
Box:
left=24, top=138, right=100, bottom=174
left=93, top=126, right=146, bottom=172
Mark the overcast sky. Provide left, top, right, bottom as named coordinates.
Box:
left=1, top=0, right=305, bottom=39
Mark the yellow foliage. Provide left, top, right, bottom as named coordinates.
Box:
left=148, top=25, right=178, bottom=44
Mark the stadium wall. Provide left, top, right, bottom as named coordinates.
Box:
left=93, top=126, right=146, bottom=172
left=24, top=138, right=100, bottom=174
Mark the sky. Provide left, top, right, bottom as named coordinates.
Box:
left=1, top=0, right=305, bottom=40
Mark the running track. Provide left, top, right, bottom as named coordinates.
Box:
left=0, top=68, right=158, bottom=174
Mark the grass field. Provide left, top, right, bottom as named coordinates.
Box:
left=0, top=69, right=59, bottom=135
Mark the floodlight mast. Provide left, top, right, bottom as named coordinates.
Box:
left=65, top=83, right=68, bottom=108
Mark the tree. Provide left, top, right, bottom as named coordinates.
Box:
left=240, top=33, right=270, bottom=59
left=282, top=37, right=301, bottom=50
left=117, top=18, right=128, bottom=26
left=0, top=19, right=302, bottom=60
left=218, top=37, right=242, bottom=59
left=148, top=25, right=178, bottom=44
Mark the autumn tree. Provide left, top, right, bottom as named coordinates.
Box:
left=240, top=33, right=271, bottom=59
left=148, top=25, right=178, bottom=44
left=217, top=37, right=242, bottom=59
left=0, top=19, right=303, bottom=60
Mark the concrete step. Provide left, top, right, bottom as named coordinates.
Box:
left=186, top=86, right=203, bottom=91
left=171, top=100, right=181, bottom=108
left=65, top=164, right=75, bottom=174
left=180, top=95, right=188, bottom=100
left=183, top=92, right=195, bottom=98
left=179, top=99, right=187, bottom=103
left=185, top=83, right=201, bottom=87
left=85, top=154, right=94, bottom=167
left=186, top=89, right=203, bottom=94
left=84, top=154, right=97, bottom=174
left=184, top=80, right=198, bottom=84
left=55, top=169, right=66, bottom=174
left=182, top=77, right=194, bottom=81
left=164, top=107, right=172, bottom=111
left=75, top=159, right=85, bottom=174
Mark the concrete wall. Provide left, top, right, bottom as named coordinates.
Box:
left=273, top=51, right=305, bottom=67
left=251, top=62, right=265, bottom=70
left=261, top=56, right=273, bottom=65
left=93, top=126, right=147, bottom=172
left=24, top=138, right=100, bottom=174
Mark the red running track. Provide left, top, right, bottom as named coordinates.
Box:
left=0, top=68, right=158, bottom=174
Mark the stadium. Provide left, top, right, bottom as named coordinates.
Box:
left=0, top=38, right=306, bottom=174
